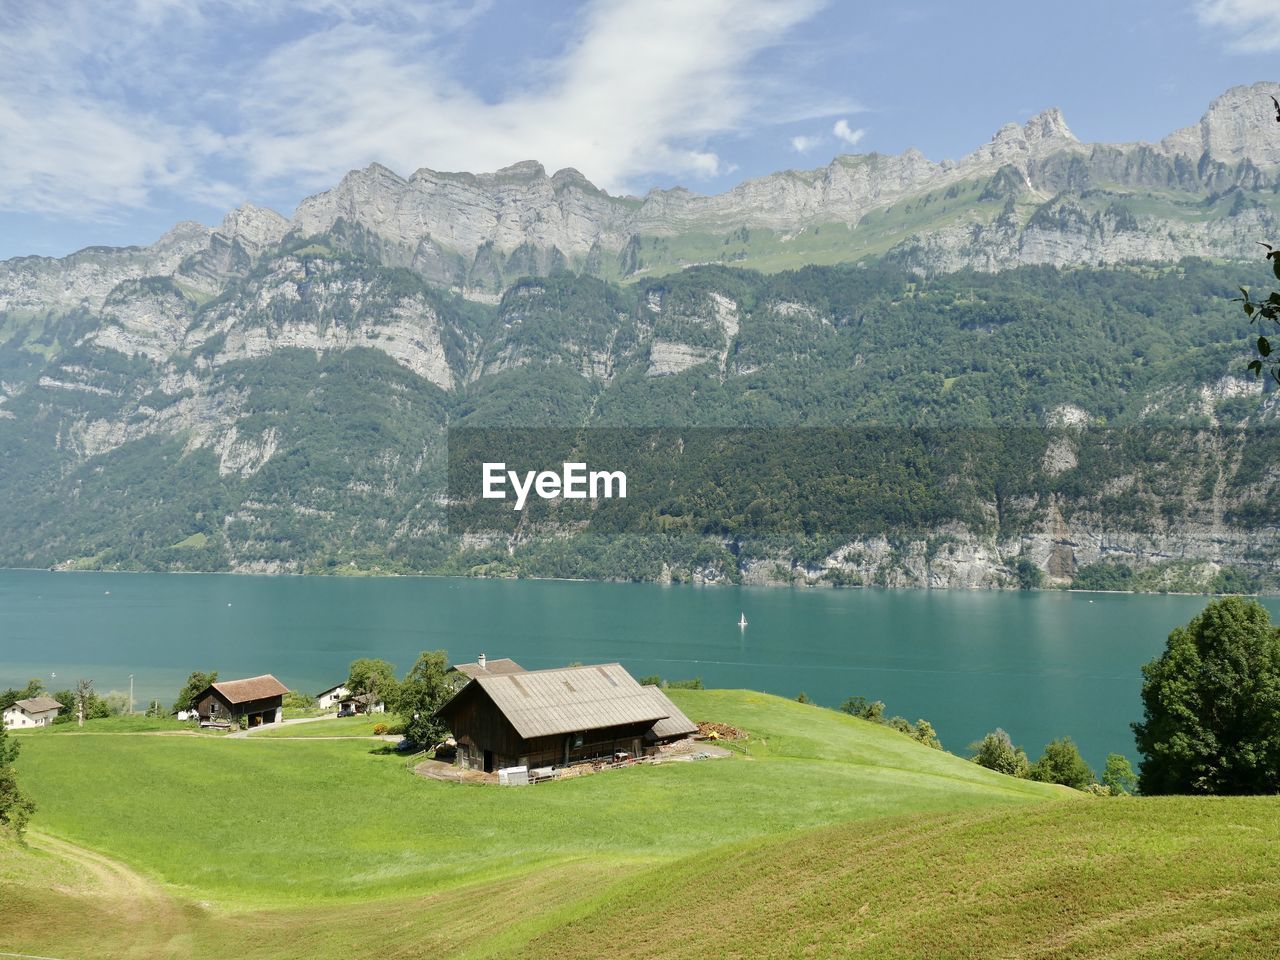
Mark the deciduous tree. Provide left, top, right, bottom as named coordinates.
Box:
left=1133, top=596, right=1280, bottom=795
left=0, top=720, right=34, bottom=839
left=970, top=728, right=1030, bottom=778
left=1102, top=753, right=1137, bottom=796
left=346, top=658, right=400, bottom=713
left=1029, top=736, right=1095, bottom=791
left=173, top=671, right=217, bottom=713
left=395, top=651, right=457, bottom=749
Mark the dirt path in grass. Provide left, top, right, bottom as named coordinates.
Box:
left=28, top=831, right=192, bottom=958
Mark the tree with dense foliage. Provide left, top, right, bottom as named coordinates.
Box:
left=346, top=658, right=400, bottom=714
left=394, top=651, right=457, bottom=749
left=911, top=719, right=942, bottom=750
left=667, top=677, right=703, bottom=690
left=840, top=693, right=939, bottom=748
left=1133, top=597, right=1280, bottom=795
left=51, top=686, right=110, bottom=727
left=173, top=671, right=217, bottom=713
left=52, top=686, right=110, bottom=724
left=0, top=720, right=35, bottom=839
left=841, top=696, right=886, bottom=723
left=1029, top=737, right=1096, bottom=791
left=282, top=690, right=316, bottom=711
left=1102, top=753, right=1137, bottom=796
left=1013, top=557, right=1044, bottom=590
left=970, top=728, right=1030, bottom=778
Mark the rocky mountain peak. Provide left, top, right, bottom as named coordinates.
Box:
left=216, top=203, right=290, bottom=248
left=1023, top=107, right=1076, bottom=145
left=550, top=167, right=597, bottom=192
left=493, top=160, right=547, bottom=180
left=1161, top=81, right=1280, bottom=166
left=970, top=107, right=1079, bottom=171
left=153, top=220, right=212, bottom=250
left=988, top=107, right=1076, bottom=152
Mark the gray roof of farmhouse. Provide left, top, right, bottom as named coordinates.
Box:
left=12, top=696, right=62, bottom=714
left=448, top=663, right=671, bottom=740
left=452, top=658, right=526, bottom=679
left=642, top=687, right=699, bottom=740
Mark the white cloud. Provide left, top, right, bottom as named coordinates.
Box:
left=0, top=1, right=238, bottom=219
left=238, top=0, right=830, bottom=194
left=1195, top=0, right=1280, bottom=50
left=790, top=134, right=822, bottom=153
left=0, top=94, right=200, bottom=219
left=832, top=118, right=865, bottom=148
left=0, top=0, right=832, bottom=223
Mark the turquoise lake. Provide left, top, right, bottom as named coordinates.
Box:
left=2, top=569, right=1270, bottom=769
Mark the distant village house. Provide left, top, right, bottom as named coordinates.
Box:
left=338, top=692, right=385, bottom=717
left=194, top=674, right=289, bottom=728
left=2, top=696, right=62, bottom=729
left=316, top=683, right=350, bottom=711
left=435, top=660, right=698, bottom=773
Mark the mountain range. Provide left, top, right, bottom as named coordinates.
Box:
left=2, top=82, right=1279, bottom=590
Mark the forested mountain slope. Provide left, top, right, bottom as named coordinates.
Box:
left=2, top=85, right=1279, bottom=589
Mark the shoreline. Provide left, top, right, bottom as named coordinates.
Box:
left=2, top=565, right=1267, bottom=598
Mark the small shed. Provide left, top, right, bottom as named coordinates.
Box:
left=3, top=696, right=62, bottom=729
left=195, top=674, right=288, bottom=727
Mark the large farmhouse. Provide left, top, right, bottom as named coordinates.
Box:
left=434, top=661, right=698, bottom=773
left=3, top=696, right=62, bottom=729
left=194, top=674, right=289, bottom=727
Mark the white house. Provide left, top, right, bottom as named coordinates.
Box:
left=3, top=696, right=62, bottom=729
left=316, top=683, right=350, bottom=711
left=338, top=692, right=385, bottom=717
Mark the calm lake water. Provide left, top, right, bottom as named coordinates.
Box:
left=2, top=569, right=1271, bottom=769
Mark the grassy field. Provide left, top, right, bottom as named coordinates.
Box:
left=516, top=798, right=1280, bottom=960
left=3, top=690, right=1275, bottom=958
left=249, top=713, right=394, bottom=737
left=12, top=691, right=1061, bottom=903
left=23, top=715, right=195, bottom=734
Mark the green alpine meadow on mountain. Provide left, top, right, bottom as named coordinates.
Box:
left=2, top=83, right=1279, bottom=589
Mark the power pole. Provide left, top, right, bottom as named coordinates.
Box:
left=129, top=674, right=134, bottom=716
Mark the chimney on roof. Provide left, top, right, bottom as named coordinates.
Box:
left=478, top=653, right=486, bottom=670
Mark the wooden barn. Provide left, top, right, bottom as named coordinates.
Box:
left=195, top=674, right=289, bottom=728
left=434, top=662, right=698, bottom=773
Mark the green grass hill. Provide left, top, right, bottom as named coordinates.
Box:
left=2, top=690, right=1275, bottom=958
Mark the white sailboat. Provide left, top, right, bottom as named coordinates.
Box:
left=737, top=612, right=748, bottom=628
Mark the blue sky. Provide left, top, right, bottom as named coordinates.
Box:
left=1, top=0, right=1278, bottom=261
